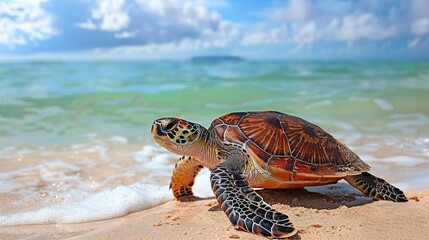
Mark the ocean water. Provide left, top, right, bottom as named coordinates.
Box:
left=0, top=60, right=428, bottom=225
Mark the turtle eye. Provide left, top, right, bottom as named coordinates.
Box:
left=162, top=119, right=177, bottom=132
left=165, top=122, right=176, bottom=131
left=159, top=118, right=178, bottom=132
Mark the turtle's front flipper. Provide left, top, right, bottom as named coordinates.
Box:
left=345, top=172, right=408, bottom=202
left=210, top=166, right=297, bottom=238
left=170, top=156, right=204, bottom=200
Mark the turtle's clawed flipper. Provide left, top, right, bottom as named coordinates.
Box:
left=345, top=172, right=408, bottom=202
left=211, top=166, right=297, bottom=238
left=170, top=156, right=204, bottom=200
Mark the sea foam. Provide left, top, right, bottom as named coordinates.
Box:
left=0, top=183, right=172, bottom=226
left=0, top=169, right=213, bottom=226
left=0, top=143, right=216, bottom=226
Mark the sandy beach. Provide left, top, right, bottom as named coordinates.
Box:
left=1, top=185, right=428, bottom=240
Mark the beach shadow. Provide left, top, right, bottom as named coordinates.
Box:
left=259, top=182, right=373, bottom=210
left=174, top=196, right=216, bottom=202
left=176, top=196, right=215, bottom=202
left=208, top=181, right=373, bottom=211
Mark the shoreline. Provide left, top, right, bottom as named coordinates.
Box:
left=1, top=186, right=428, bottom=240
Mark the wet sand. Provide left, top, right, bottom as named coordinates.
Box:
left=1, top=185, right=428, bottom=240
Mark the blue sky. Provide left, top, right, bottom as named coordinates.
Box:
left=1, top=0, right=429, bottom=60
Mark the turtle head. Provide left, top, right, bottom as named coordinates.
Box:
left=151, top=117, right=205, bottom=156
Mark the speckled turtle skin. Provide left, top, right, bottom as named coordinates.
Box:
left=152, top=111, right=408, bottom=239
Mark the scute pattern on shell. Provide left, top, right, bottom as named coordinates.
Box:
left=211, top=111, right=369, bottom=176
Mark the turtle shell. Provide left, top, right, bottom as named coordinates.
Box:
left=210, top=111, right=370, bottom=183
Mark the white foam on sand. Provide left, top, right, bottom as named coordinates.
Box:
left=0, top=142, right=219, bottom=226
left=193, top=168, right=214, bottom=198
left=0, top=142, right=179, bottom=226
left=0, top=183, right=172, bottom=226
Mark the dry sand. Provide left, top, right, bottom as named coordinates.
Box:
left=1, top=184, right=428, bottom=240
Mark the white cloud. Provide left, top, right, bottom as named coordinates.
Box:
left=140, top=0, right=238, bottom=47
left=407, top=38, right=420, bottom=48
left=268, top=0, right=353, bottom=23
left=114, top=31, right=136, bottom=39
left=241, top=0, right=429, bottom=51
left=293, top=21, right=318, bottom=45
left=137, top=0, right=219, bottom=32
left=75, top=0, right=129, bottom=32
left=74, top=0, right=237, bottom=49
left=0, top=0, right=58, bottom=48
left=241, top=24, right=288, bottom=46
left=332, top=13, right=396, bottom=42
left=269, top=0, right=310, bottom=22
left=411, top=18, right=429, bottom=35
left=74, top=20, right=97, bottom=30
left=194, top=0, right=230, bottom=9
left=2, top=0, right=427, bottom=58
left=253, top=11, right=397, bottom=49
left=136, top=0, right=233, bottom=39
left=109, top=40, right=201, bottom=54
left=89, top=38, right=214, bottom=59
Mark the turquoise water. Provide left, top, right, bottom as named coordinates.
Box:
left=1, top=60, right=428, bottom=148
left=1, top=60, right=429, bottom=224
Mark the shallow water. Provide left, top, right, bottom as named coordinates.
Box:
left=0, top=60, right=428, bottom=225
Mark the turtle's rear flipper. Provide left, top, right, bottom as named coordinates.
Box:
left=210, top=166, right=297, bottom=238
left=345, top=172, right=408, bottom=202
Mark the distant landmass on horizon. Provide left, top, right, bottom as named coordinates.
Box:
left=190, top=55, right=245, bottom=62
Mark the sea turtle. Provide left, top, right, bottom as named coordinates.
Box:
left=151, top=111, right=407, bottom=238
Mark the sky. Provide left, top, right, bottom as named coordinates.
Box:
left=0, top=0, right=429, bottom=60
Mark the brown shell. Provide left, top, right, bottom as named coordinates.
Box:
left=210, top=111, right=370, bottom=181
